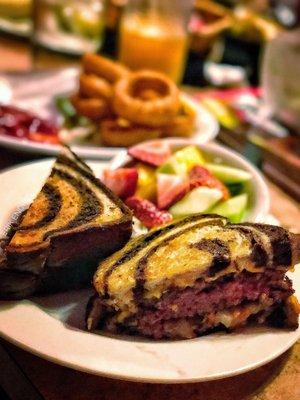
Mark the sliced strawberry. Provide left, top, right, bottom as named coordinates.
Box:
left=126, top=196, right=172, bottom=228
left=28, top=132, right=60, bottom=144
left=102, top=168, right=138, bottom=200
left=157, top=174, right=189, bottom=210
left=128, top=140, right=172, bottom=167
left=189, top=165, right=211, bottom=181
left=189, top=165, right=230, bottom=200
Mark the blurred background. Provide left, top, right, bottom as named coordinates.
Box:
left=0, top=0, right=299, bottom=199
left=0, top=3, right=299, bottom=399
left=0, top=1, right=298, bottom=80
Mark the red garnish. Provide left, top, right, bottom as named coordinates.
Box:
left=157, top=174, right=189, bottom=210
left=126, top=196, right=172, bottom=228
left=0, top=105, right=58, bottom=141
left=102, top=168, right=138, bottom=200
left=189, top=165, right=229, bottom=200
left=28, top=132, right=60, bottom=144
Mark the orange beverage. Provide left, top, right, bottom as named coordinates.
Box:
left=119, top=12, right=189, bottom=83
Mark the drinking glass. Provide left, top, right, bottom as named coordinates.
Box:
left=261, top=28, right=300, bottom=130
left=33, top=0, right=105, bottom=55
left=118, top=0, right=193, bottom=83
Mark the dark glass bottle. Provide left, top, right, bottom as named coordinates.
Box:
left=102, top=0, right=127, bottom=57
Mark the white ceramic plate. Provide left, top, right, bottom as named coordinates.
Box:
left=0, top=159, right=299, bottom=383
left=0, top=69, right=219, bottom=160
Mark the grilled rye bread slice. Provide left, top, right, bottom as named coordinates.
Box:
left=0, top=147, right=132, bottom=299
left=87, top=214, right=300, bottom=339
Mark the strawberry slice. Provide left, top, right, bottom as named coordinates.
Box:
left=189, top=165, right=229, bottom=200
left=128, top=140, right=172, bottom=167
left=157, top=174, right=189, bottom=210
left=126, top=196, right=172, bottom=228
left=102, top=168, right=138, bottom=200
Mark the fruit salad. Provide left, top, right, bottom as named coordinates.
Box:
left=102, top=142, right=251, bottom=229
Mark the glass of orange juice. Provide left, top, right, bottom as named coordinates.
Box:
left=118, top=0, right=193, bottom=83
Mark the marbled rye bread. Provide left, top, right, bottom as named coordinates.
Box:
left=0, top=147, right=132, bottom=299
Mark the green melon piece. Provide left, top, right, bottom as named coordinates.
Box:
left=169, top=187, right=223, bottom=217
left=206, top=163, right=251, bottom=183
left=211, top=194, right=248, bottom=223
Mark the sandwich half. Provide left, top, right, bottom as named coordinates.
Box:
left=87, top=214, right=300, bottom=339
left=0, top=147, right=132, bottom=299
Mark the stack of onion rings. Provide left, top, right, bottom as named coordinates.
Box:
left=72, top=54, right=129, bottom=121
left=68, top=54, right=196, bottom=146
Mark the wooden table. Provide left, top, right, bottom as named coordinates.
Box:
left=0, top=35, right=299, bottom=400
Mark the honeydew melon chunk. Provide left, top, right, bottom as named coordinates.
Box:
left=206, top=163, right=251, bottom=183
left=211, top=194, right=248, bottom=223
left=157, top=145, right=205, bottom=177
left=169, top=187, right=223, bottom=217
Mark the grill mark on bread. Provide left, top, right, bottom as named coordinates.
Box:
left=229, top=226, right=269, bottom=267
left=133, top=219, right=225, bottom=305
left=103, top=214, right=224, bottom=295
left=56, top=155, right=93, bottom=177
left=243, top=224, right=292, bottom=266
left=192, top=238, right=231, bottom=277
left=43, top=169, right=102, bottom=238
left=60, top=147, right=93, bottom=173
left=103, top=230, right=167, bottom=295
left=16, top=183, right=62, bottom=231
left=55, top=155, right=132, bottom=217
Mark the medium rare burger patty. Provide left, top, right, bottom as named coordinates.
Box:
left=132, top=272, right=293, bottom=339
left=89, top=271, right=294, bottom=339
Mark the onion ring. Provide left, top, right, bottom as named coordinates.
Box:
left=113, top=70, right=180, bottom=127
left=79, top=74, right=113, bottom=101
left=139, top=89, right=161, bottom=101
left=82, top=53, right=129, bottom=83
left=163, top=97, right=197, bottom=138
left=71, top=95, right=111, bottom=121
left=101, top=118, right=162, bottom=147
left=163, top=114, right=195, bottom=138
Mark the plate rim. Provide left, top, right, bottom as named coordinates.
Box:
left=0, top=314, right=298, bottom=384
